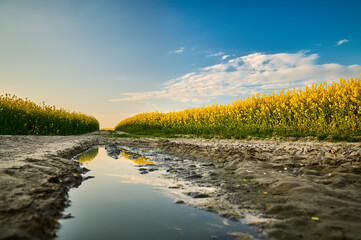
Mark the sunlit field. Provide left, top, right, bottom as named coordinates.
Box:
left=0, top=94, right=99, bottom=135
left=115, top=77, right=361, bottom=140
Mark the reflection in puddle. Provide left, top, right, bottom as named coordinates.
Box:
left=105, top=145, right=156, bottom=165
left=107, top=173, right=163, bottom=185
left=120, top=154, right=155, bottom=165
left=58, top=146, right=260, bottom=240
left=106, top=172, right=217, bottom=206
left=75, top=147, right=98, bottom=163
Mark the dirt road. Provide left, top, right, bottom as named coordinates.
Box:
left=0, top=133, right=360, bottom=239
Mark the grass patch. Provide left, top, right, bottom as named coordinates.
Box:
left=331, top=134, right=361, bottom=142
left=317, top=133, right=329, bottom=140
left=111, top=131, right=182, bottom=139
left=112, top=128, right=361, bottom=142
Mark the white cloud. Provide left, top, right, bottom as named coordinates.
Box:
left=207, top=52, right=225, bottom=57
left=222, top=55, right=230, bottom=60
left=169, top=47, right=185, bottom=54
left=337, top=39, right=349, bottom=46
left=110, top=51, right=361, bottom=103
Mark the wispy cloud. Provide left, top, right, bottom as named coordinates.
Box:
left=337, top=39, right=349, bottom=46
left=110, top=51, right=361, bottom=103
left=221, top=55, right=230, bottom=60
left=207, top=52, right=225, bottom=57
left=169, top=47, right=185, bottom=54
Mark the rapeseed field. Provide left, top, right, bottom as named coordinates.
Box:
left=0, top=94, right=99, bottom=135
left=115, top=77, right=361, bottom=139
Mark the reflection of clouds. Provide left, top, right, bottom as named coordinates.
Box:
left=173, top=227, right=183, bottom=232
left=107, top=173, right=165, bottom=186
left=107, top=173, right=217, bottom=205
left=222, top=219, right=230, bottom=226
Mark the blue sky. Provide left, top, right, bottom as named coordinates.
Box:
left=1, top=0, right=360, bottom=128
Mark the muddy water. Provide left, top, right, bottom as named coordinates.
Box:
left=57, top=146, right=259, bottom=240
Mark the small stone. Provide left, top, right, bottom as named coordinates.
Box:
left=187, top=174, right=202, bottom=179
left=64, top=200, right=71, bottom=207
left=185, top=192, right=210, bottom=198
left=175, top=199, right=185, bottom=204
left=83, top=176, right=95, bottom=180
left=148, top=168, right=159, bottom=172
left=62, top=212, right=73, bottom=219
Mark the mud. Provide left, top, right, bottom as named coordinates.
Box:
left=152, top=139, right=361, bottom=240
left=0, top=133, right=360, bottom=240
left=0, top=135, right=98, bottom=240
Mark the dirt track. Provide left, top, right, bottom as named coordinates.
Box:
left=0, top=133, right=360, bottom=240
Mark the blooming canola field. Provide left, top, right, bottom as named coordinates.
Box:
left=116, top=77, right=361, bottom=139
left=0, top=94, right=99, bottom=135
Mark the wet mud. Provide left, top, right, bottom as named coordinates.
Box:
left=0, top=133, right=360, bottom=240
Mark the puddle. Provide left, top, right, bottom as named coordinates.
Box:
left=57, top=146, right=259, bottom=240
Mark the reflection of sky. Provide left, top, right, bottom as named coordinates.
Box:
left=106, top=171, right=217, bottom=206
left=76, top=147, right=271, bottom=226
left=58, top=146, right=261, bottom=240
left=104, top=146, right=220, bottom=205
left=107, top=173, right=165, bottom=186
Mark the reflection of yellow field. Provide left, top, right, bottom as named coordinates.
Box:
left=77, top=148, right=99, bottom=163
left=120, top=153, right=155, bottom=165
